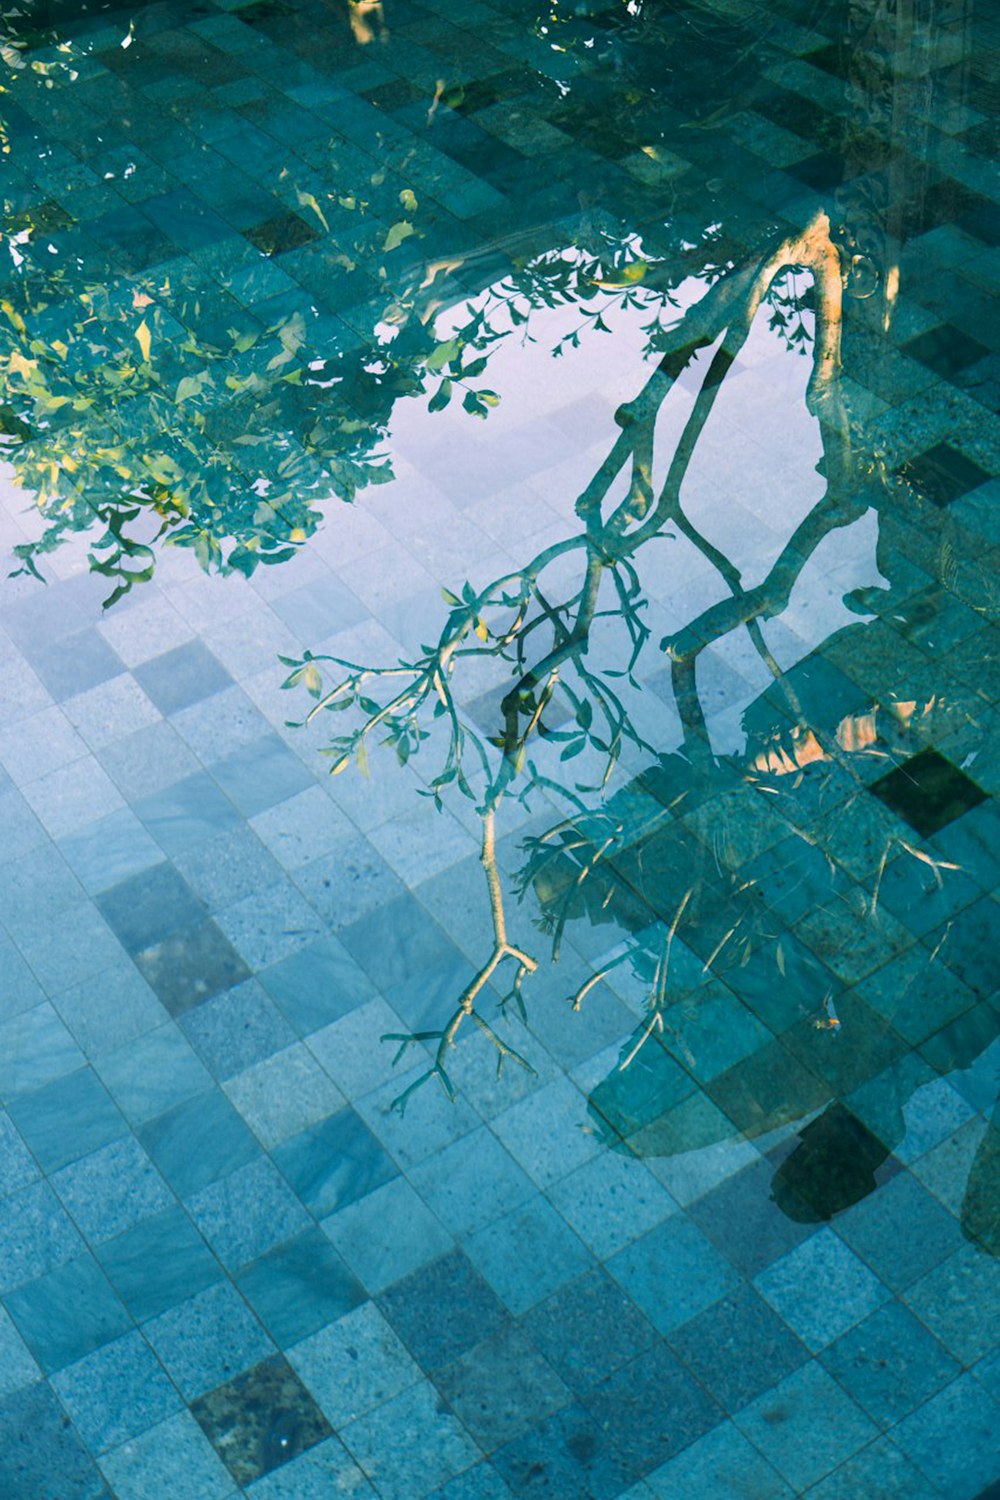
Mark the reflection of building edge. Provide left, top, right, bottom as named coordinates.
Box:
left=836, top=0, right=974, bottom=335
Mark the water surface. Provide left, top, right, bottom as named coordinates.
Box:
left=0, top=0, right=998, bottom=1495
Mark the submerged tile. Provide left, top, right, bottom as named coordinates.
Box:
left=870, top=747, right=987, bottom=837
left=134, top=919, right=252, bottom=1018
left=191, top=1354, right=333, bottom=1488
left=52, top=1330, right=182, bottom=1454
left=236, top=1228, right=366, bottom=1345
left=145, top=1280, right=274, bottom=1401
left=0, top=1381, right=109, bottom=1500
left=96, top=1205, right=223, bottom=1323
left=98, top=1410, right=236, bottom=1500
left=5, top=1252, right=132, bottom=1374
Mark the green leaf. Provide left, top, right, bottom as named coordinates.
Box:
left=399, top=188, right=418, bottom=212
left=383, top=220, right=415, bottom=253
left=426, top=339, right=461, bottom=374
left=428, top=378, right=452, bottom=413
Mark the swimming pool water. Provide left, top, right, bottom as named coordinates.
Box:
left=0, top=0, right=997, bottom=1495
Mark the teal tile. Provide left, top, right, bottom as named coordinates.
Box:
left=9, top=1068, right=126, bottom=1173
left=145, top=1281, right=274, bottom=1400
left=820, top=1300, right=959, bottom=1426
left=734, top=1362, right=877, bottom=1493
left=321, top=1176, right=454, bottom=1295
left=5, top=1253, right=132, bottom=1373
left=97, top=1206, right=223, bottom=1322
left=608, top=1215, right=741, bottom=1336
left=52, top=1331, right=181, bottom=1454
left=99, top=1410, right=236, bottom=1500
left=754, top=1229, right=890, bottom=1352
left=236, top=1229, right=366, bottom=1345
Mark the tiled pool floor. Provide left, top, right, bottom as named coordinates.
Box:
left=0, top=0, right=998, bottom=1495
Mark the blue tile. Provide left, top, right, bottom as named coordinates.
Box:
left=211, top=733, right=313, bottom=818
left=668, top=1284, right=809, bottom=1413
left=173, top=825, right=285, bottom=914
left=491, top=1398, right=635, bottom=1500
left=428, top=1466, right=513, bottom=1500
left=96, top=1205, right=223, bottom=1322
left=321, top=1176, right=454, bottom=1294
left=98, top=1409, right=235, bottom=1500
left=820, top=1299, right=960, bottom=1426
left=24, top=628, right=124, bottom=703
left=190, top=1353, right=333, bottom=1487
left=232, top=1435, right=374, bottom=1498
left=51, top=1134, right=174, bottom=1244
left=608, top=1215, right=741, bottom=1335
left=134, top=640, right=233, bottom=715
left=145, top=1280, right=275, bottom=1400
left=523, top=1268, right=658, bottom=1398
left=583, top=1340, right=723, bottom=1478
left=274, top=1107, right=398, bottom=1217
left=892, top=1374, right=1000, bottom=1499
left=187, top=1157, right=312, bottom=1271
left=834, top=1169, right=964, bottom=1290
left=139, top=1088, right=260, bottom=1197
left=58, top=808, right=164, bottom=895
left=286, top=1301, right=422, bottom=1429
left=339, top=1379, right=480, bottom=1500
left=15, top=901, right=125, bottom=999
left=0, top=1306, right=40, bottom=1398
left=134, top=772, right=243, bottom=857
left=236, top=1228, right=366, bottom=1345
left=339, top=894, right=468, bottom=1013
left=903, top=1244, right=1000, bottom=1364
left=0, top=1003, right=86, bottom=1101
left=0, top=1179, right=84, bottom=1295
left=53, top=959, right=166, bottom=1060
left=5, top=1253, right=133, bottom=1373
left=378, top=1249, right=508, bottom=1372
left=270, top=576, right=365, bottom=642
left=801, top=1436, right=942, bottom=1500
left=97, top=863, right=205, bottom=955
left=435, top=1321, right=571, bottom=1453
left=95, top=1023, right=213, bottom=1125
left=0, top=1110, right=41, bottom=1196
left=734, top=1362, right=877, bottom=1493
left=0, top=1381, right=108, bottom=1500
left=753, top=1228, right=891, bottom=1351
left=409, top=1127, right=536, bottom=1237
left=687, top=1156, right=817, bottom=1277
left=645, top=1419, right=793, bottom=1499
left=464, top=1194, right=594, bottom=1314
left=0, top=937, right=45, bottom=1023
left=52, top=1330, right=182, bottom=1454
left=180, top=979, right=296, bottom=1081
left=260, top=937, right=377, bottom=1035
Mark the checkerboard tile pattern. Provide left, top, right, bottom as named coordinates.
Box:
left=0, top=0, right=998, bottom=1496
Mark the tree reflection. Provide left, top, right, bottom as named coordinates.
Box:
left=0, top=0, right=799, bottom=601
left=285, top=191, right=995, bottom=1242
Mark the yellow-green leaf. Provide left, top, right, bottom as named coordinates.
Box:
left=135, top=319, right=152, bottom=363
left=383, top=220, right=414, bottom=253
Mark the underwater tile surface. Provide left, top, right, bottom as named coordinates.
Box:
left=0, top=0, right=998, bottom=1495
